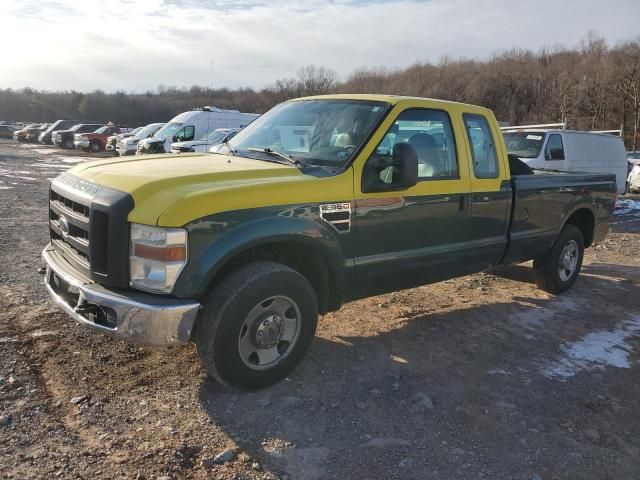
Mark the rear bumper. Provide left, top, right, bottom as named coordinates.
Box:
left=42, top=244, right=200, bottom=346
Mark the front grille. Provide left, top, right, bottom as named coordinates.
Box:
left=48, top=174, right=134, bottom=288
left=49, top=189, right=92, bottom=274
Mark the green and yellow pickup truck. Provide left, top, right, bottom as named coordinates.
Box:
left=42, top=94, right=616, bottom=390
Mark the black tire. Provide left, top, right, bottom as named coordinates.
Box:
left=62, top=139, right=73, bottom=149
left=533, top=224, right=584, bottom=294
left=194, top=261, right=318, bottom=390
left=89, top=140, right=101, bottom=152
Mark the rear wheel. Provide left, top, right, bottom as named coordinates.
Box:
left=62, top=138, right=73, bottom=149
left=533, top=224, right=584, bottom=294
left=194, top=261, right=318, bottom=390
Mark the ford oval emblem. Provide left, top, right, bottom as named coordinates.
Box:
left=58, top=215, right=70, bottom=235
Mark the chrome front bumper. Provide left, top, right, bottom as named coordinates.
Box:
left=42, top=245, right=200, bottom=346
left=74, top=139, right=89, bottom=148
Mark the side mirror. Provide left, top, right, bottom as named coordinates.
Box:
left=172, top=135, right=178, bottom=142
left=362, top=143, right=418, bottom=193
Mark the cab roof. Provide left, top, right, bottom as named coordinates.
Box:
left=292, top=94, right=493, bottom=114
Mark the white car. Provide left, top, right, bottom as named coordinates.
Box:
left=170, top=128, right=240, bottom=153
left=628, top=163, right=640, bottom=193
left=116, top=123, right=165, bottom=156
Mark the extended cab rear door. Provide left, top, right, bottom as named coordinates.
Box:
left=462, top=112, right=511, bottom=270
left=352, top=101, right=473, bottom=297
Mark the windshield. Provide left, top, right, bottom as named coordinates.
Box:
left=202, top=129, right=230, bottom=143
left=154, top=122, right=183, bottom=140
left=69, top=124, right=86, bottom=132
left=135, top=123, right=164, bottom=139
left=228, top=99, right=389, bottom=166
left=503, top=132, right=547, bottom=158
left=94, top=126, right=110, bottom=135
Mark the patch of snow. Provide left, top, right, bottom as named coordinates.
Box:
left=29, top=163, right=67, bottom=169
left=33, top=149, right=54, bottom=154
left=513, top=296, right=578, bottom=329
left=614, top=199, right=640, bottom=217
left=0, top=186, right=13, bottom=190
left=543, top=315, right=640, bottom=380
left=58, top=157, right=87, bottom=163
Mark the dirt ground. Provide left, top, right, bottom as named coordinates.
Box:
left=1, top=140, right=640, bottom=480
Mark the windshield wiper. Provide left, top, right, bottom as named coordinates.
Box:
left=247, top=147, right=301, bottom=167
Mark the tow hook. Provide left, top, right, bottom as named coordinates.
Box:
left=74, top=303, right=98, bottom=315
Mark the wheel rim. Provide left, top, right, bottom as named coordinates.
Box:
left=558, top=239, right=579, bottom=282
left=237, top=295, right=301, bottom=371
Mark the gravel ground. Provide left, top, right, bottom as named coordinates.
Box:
left=1, top=140, right=640, bottom=480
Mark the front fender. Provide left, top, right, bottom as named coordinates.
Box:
left=173, top=206, right=349, bottom=298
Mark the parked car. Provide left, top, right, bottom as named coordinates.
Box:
left=136, top=107, right=258, bottom=154
left=42, top=94, right=616, bottom=390
left=502, top=127, right=628, bottom=194
left=170, top=127, right=241, bottom=153
left=105, top=127, right=143, bottom=154
left=0, top=124, right=18, bottom=139
left=53, top=124, right=103, bottom=149
left=628, top=163, right=640, bottom=193
left=74, top=124, right=135, bottom=152
left=13, top=123, right=41, bottom=142
left=26, top=124, right=50, bottom=143
left=38, top=120, right=80, bottom=145
left=116, top=123, right=165, bottom=156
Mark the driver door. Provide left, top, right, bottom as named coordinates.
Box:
left=352, top=105, right=473, bottom=297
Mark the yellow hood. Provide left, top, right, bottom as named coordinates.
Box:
left=68, top=153, right=353, bottom=226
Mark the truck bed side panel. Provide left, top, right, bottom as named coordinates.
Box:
left=502, top=172, right=616, bottom=265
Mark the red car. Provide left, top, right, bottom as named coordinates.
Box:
left=73, top=125, right=135, bottom=152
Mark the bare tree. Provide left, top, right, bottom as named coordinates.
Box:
left=296, top=65, right=338, bottom=96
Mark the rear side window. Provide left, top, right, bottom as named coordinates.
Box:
left=545, top=134, right=565, bottom=160
left=463, top=113, right=499, bottom=178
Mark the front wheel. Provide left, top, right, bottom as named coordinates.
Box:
left=194, top=261, right=318, bottom=390
left=533, top=224, right=584, bottom=294
left=89, top=140, right=101, bottom=152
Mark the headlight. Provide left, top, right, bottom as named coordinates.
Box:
left=129, top=224, right=187, bottom=293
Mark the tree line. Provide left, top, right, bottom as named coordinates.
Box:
left=1, top=33, right=639, bottom=149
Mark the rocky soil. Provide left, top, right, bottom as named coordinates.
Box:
left=1, top=140, right=640, bottom=479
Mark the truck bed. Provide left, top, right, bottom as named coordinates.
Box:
left=502, top=170, right=617, bottom=265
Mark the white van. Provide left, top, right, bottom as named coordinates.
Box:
left=136, top=107, right=259, bottom=155
left=503, top=128, right=628, bottom=193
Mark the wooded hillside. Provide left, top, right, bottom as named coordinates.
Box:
left=2, top=33, right=639, bottom=149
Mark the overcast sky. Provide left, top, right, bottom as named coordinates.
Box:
left=1, top=0, right=638, bottom=92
